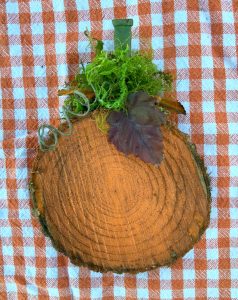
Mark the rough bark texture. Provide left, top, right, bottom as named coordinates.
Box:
left=30, top=117, right=211, bottom=273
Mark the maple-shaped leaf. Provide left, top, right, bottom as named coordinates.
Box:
left=107, top=91, right=165, bottom=165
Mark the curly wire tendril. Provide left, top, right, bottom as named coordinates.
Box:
left=38, top=90, right=92, bottom=152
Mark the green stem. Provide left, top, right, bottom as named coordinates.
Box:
left=112, top=19, right=133, bottom=53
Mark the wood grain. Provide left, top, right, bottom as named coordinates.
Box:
left=31, top=117, right=211, bottom=273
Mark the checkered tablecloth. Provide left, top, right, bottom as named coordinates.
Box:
left=0, top=0, right=237, bottom=299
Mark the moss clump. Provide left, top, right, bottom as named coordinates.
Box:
left=63, top=48, right=173, bottom=112
left=64, top=94, right=85, bottom=116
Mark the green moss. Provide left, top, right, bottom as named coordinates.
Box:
left=64, top=94, right=85, bottom=117
left=85, top=49, right=172, bottom=110
left=64, top=48, right=173, bottom=112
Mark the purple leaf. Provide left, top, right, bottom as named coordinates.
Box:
left=107, top=91, right=165, bottom=165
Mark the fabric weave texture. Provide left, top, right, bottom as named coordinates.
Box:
left=0, top=0, right=237, bottom=299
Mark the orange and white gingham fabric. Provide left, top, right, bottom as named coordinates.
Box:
left=0, top=1, right=237, bottom=299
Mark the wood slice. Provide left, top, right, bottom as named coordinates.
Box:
left=30, top=117, right=211, bottom=273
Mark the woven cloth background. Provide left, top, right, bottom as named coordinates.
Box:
left=0, top=0, right=238, bottom=299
